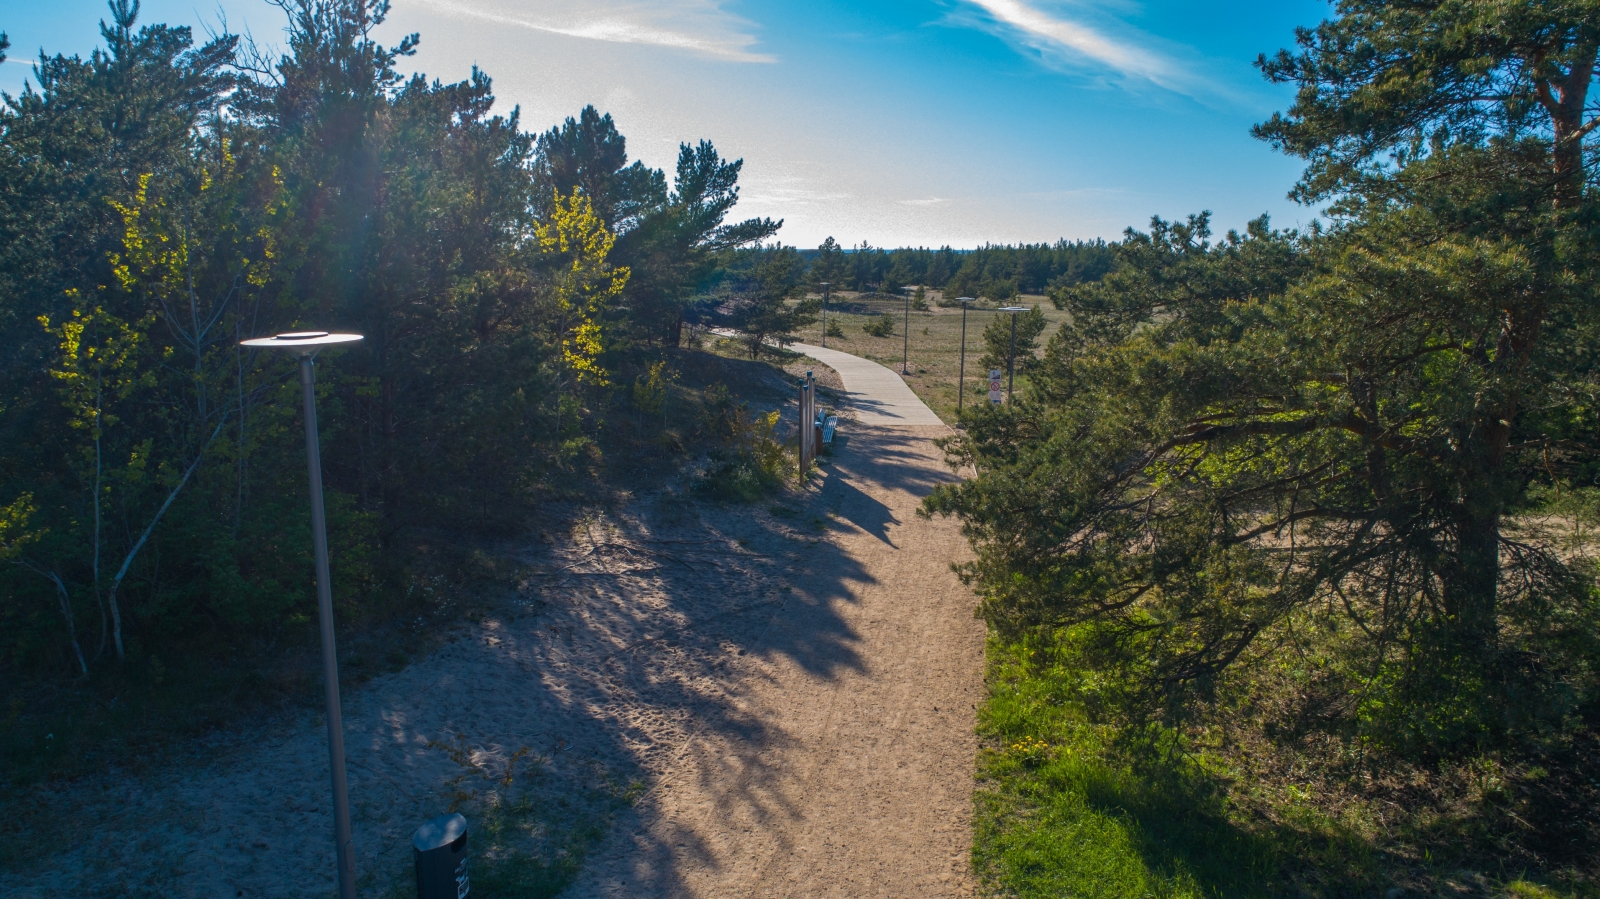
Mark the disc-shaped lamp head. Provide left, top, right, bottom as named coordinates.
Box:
left=957, top=296, right=975, bottom=305
left=998, top=306, right=1029, bottom=313
left=240, top=331, right=363, bottom=355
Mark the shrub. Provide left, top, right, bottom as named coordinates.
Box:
left=863, top=314, right=895, bottom=337
left=695, top=387, right=787, bottom=501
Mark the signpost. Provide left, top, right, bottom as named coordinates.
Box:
left=988, top=369, right=1003, bottom=405
left=798, top=371, right=818, bottom=476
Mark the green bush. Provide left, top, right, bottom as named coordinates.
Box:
left=695, top=387, right=788, bottom=501
left=697, top=451, right=780, bottom=502
left=862, top=313, right=895, bottom=337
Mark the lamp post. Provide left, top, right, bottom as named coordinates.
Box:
left=819, top=281, right=831, bottom=348
left=901, top=286, right=912, bottom=375
left=998, top=306, right=1029, bottom=403
left=956, top=297, right=975, bottom=419
left=240, top=330, right=363, bottom=899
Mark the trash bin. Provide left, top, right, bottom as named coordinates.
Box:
left=413, top=813, right=470, bottom=899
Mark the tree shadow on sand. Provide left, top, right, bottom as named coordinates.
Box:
left=339, top=422, right=961, bottom=897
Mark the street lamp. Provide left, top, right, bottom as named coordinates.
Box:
left=901, top=286, right=912, bottom=375
left=240, top=330, right=363, bottom=899
left=956, top=297, right=976, bottom=420
left=819, top=281, right=831, bottom=348
left=998, top=306, right=1029, bottom=403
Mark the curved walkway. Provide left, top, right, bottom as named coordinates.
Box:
left=788, top=342, right=945, bottom=427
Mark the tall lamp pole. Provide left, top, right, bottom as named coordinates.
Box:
left=998, top=306, right=1029, bottom=403
left=240, top=330, right=363, bottom=899
left=956, top=297, right=975, bottom=420
left=819, top=281, right=831, bottom=348
left=901, top=286, right=911, bottom=375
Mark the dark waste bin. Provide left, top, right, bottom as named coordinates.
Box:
left=413, top=813, right=470, bottom=899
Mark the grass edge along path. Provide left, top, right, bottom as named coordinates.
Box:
left=971, top=638, right=1588, bottom=899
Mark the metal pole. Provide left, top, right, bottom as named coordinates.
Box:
left=820, top=282, right=830, bottom=348
left=1007, top=312, right=1018, bottom=402
left=901, top=288, right=910, bottom=375
left=958, top=300, right=968, bottom=418
left=300, top=353, right=356, bottom=899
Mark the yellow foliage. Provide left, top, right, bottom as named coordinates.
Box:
left=39, top=304, right=154, bottom=441
left=0, top=492, right=39, bottom=559
left=107, top=153, right=282, bottom=305
left=536, top=190, right=629, bottom=386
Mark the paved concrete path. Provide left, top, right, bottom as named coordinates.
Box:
left=788, top=342, right=945, bottom=427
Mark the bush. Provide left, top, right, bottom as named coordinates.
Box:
left=863, top=313, right=895, bottom=338
left=694, top=387, right=788, bottom=501
left=697, top=451, right=780, bottom=502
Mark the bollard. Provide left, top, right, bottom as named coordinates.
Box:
left=414, top=813, right=470, bottom=899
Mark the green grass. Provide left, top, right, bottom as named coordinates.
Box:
left=372, top=745, right=642, bottom=899
left=973, top=639, right=1600, bottom=899
left=464, top=774, right=639, bottom=897
left=977, top=640, right=1301, bottom=899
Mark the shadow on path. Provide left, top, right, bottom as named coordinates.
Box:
left=0, top=364, right=978, bottom=899
left=563, top=422, right=981, bottom=899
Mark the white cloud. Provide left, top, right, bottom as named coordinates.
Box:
left=410, top=0, right=773, bottom=63
left=958, top=0, right=1194, bottom=93
left=740, top=184, right=851, bottom=207
left=898, top=197, right=951, bottom=206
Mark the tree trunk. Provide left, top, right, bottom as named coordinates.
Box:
left=105, top=417, right=228, bottom=660
left=1546, top=48, right=1594, bottom=210
left=42, top=569, right=88, bottom=677
left=1445, top=506, right=1501, bottom=649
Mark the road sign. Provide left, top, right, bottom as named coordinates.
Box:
left=988, top=369, right=1003, bottom=404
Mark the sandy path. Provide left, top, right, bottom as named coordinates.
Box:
left=570, top=420, right=982, bottom=898
left=5, top=351, right=983, bottom=898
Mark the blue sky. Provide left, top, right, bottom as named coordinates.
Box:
left=2, top=0, right=1333, bottom=248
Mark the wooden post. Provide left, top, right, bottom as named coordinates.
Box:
left=805, top=381, right=814, bottom=470
left=798, top=378, right=810, bottom=476
left=808, top=371, right=822, bottom=454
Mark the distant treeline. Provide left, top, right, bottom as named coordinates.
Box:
left=796, top=239, right=1116, bottom=299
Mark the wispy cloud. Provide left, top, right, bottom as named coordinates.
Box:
left=411, top=0, right=773, bottom=63
left=740, top=184, right=851, bottom=207
left=898, top=197, right=951, bottom=206
left=957, top=0, right=1196, bottom=94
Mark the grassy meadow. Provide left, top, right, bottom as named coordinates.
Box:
left=974, top=635, right=1598, bottom=899
left=785, top=290, right=1070, bottom=425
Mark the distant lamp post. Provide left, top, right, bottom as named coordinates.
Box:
left=998, top=306, right=1029, bottom=403
left=956, top=297, right=976, bottom=420
left=239, top=330, right=363, bottom=899
left=901, top=286, right=912, bottom=375
left=819, top=281, right=831, bottom=348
